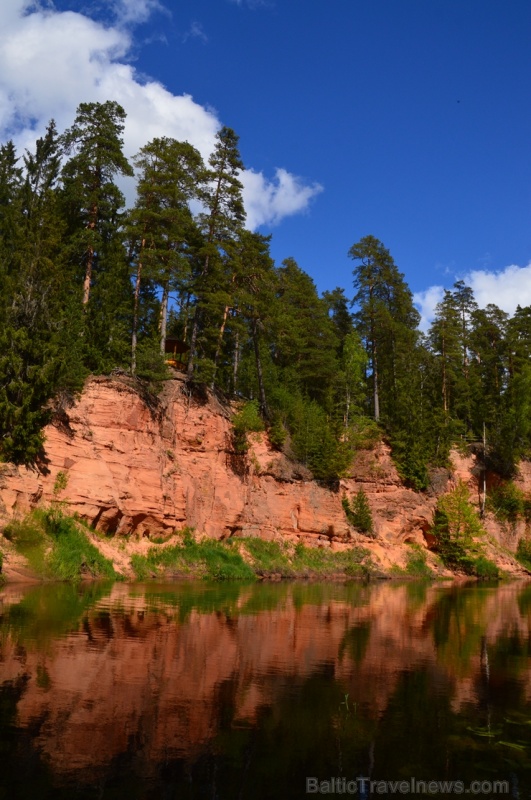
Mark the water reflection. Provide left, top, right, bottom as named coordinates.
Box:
left=0, top=580, right=530, bottom=798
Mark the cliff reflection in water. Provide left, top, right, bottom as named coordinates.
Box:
left=1, top=580, right=531, bottom=798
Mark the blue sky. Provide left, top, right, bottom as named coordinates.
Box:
left=1, top=0, right=530, bottom=326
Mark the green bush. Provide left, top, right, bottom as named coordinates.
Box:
left=242, top=538, right=293, bottom=576
left=487, top=482, right=528, bottom=522
left=432, top=483, right=496, bottom=578
left=42, top=509, right=117, bottom=580
left=132, top=538, right=256, bottom=582
left=404, top=544, right=433, bottom=578
left=268, top=412, right=287, bottom=450
left=342, top=489, right=374, bottom=536
left=472, top=555, right=499, bottom=579
left=516, top=538, right=531, bottom=570
left=232, top=400, right=264, bottom=454
left=4, top=509, right=117, bottom=581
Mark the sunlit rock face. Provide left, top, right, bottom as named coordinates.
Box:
left=0, top=375, right=527, bottom=573
left=0, top=376, right=351, bottom=544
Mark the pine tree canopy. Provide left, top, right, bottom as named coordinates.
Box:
left=0, top=109, right=529, bottom=483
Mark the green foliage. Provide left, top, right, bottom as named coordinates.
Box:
left=437, top=481, right=486, bottom=544
left=472, top=555, right=500, bottom=579
left=267, top=411, right=287, bottom=450
left=42, top=510, right=117, bottom=581
left=516, top=538, right=531, bottom=570
left=241, top=538, right=293, bottom=577
left=179, top=526, right=196, bottom=547
left=432, top=482, right=495, bottom=577
left=134, top=342, right=170, bottom=386
left=404, top=544, right=433, bottom=578
left=53, top=471, right=68, bottom=495
left=233, top=400, right=264, bottom=434
left=130, top=535, right=377, bottom=581
left=3, top=510, right=117, bottom=581
left=232, top=400, right=264, bottom=454
left=342, top=489, right=374, bottom=536
left=291, top=542, right=375, bottom=579
left=2, top=106, right=531, bottom=485
left=487, top=481, right=530, bottom=522
left=131, top=538, right=256, bottom=582
left=391, top=430, right=431, bottom=491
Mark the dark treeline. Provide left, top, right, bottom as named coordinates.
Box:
left=1, top=100, right=531, bottom=485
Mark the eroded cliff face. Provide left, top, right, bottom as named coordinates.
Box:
left=0, top=375, right=528, bottom=575
left=0, top=376, right=353, bottom=545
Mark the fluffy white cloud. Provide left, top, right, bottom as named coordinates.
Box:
left=413, top=285, right=445, bottom=332
left=112, top=0, right=163, bottom=25
left=0, top=0, right=320, bottom=229
left=465, top=263, right=531, bottom=314
left=242, top=168, right=323, bottom=229
left=414, top=262, right=531, bottom=330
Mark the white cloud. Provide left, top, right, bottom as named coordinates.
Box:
left=413, top=285, right=445, bottom=332
left=242, top=168, right=323, bottom=229
left=182, top=21, right=208, bottom=43
left=0, top=0, right=319, bottom=229
left=228, top=0, right=270, bottom=8
left=465, top=263, right=531, bottom=315
left=113, top=0, right=163, bottom=25
left=414, top=263, right=531, bottom=331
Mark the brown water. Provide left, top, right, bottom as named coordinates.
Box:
left=1, top=579, right=531, bottom=799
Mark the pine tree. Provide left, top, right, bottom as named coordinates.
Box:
left=127, top=137, right=205, bottom=373
left=60, top=101, right=134, bottom=371
left=273, top=257, right=338, bottom=401
left=233, top=231, right=278, bottom=414
left=349, top=235, right=420, bottom=425
left=187, top=126, right=245, bottom=382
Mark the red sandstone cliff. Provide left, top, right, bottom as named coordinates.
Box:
left=0, top=375, right=528, bottom=577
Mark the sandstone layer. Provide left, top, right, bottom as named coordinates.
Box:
left=0, top=375, right=528, bottom=576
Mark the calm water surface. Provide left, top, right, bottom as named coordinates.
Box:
left=1, top=580, right=531, bottom=799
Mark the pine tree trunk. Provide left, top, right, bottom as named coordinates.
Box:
left=344, top=386, right=351, bottom=429
left=210, top=304, right=231, bottom=390
left=160, top=281, right=169, bottom=355
left=82, top=245, right=93, bottom=306
left=187, top=254, right=210, bottom=380
left=187, top=311, right=200, bottom=379
left=82, top=204, right=98, bottom=306
left=131, top=239, right=145, bottom=375
left=252, top=319, right=268, bottom=418
left=442, top=330, right=448, bottom=413
left=373, top=341, right=380, bottom=421
left=232, top=329, right=240, bottom=395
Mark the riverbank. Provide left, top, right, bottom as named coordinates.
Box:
left=0, top=508, right=454, bottom=584
left=2, top=508, right=528, bottom=585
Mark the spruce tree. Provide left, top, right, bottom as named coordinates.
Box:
left=0, top=129, right=84, bottom=464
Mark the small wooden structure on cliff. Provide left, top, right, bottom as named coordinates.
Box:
left=164, top=338, right=189, bottom=372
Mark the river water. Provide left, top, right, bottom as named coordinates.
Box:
left=1, top=579, right=530, bottom=799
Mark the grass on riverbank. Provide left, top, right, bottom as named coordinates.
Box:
left=3, top=509, right=118, bottom=581
left=130, top=530, right=377, bottom=582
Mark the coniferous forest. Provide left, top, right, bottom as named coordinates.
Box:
left=2, top=100, right=531, bottom=486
